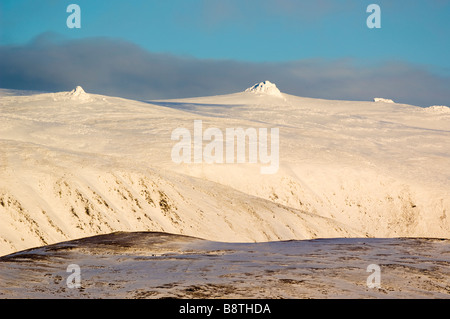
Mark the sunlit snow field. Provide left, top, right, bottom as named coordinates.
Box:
left=0, top=84, right=449, bottom=298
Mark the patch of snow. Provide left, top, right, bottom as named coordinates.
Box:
left=374, top=98, right=394, bottom=103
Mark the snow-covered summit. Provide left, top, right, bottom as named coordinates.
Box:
left=70, top=85, right=86, bottom=95
left=245, top=81, right=282, bottom=97
left=67, top=85, right=90, bottom=101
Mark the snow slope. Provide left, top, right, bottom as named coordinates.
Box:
left=0, top=84, right=449, bottom=256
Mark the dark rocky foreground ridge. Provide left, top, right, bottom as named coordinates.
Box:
left=0, top=231, right=449, bottom=298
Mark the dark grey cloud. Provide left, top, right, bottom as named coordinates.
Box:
left=1, top=33, right=449, bottom=107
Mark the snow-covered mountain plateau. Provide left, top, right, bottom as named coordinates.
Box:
left=0, top=83, right=449, bottom=257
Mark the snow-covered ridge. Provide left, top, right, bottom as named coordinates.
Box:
left=424, top=105, right=450, bottom=114
left=245, top=81, right=283, bottom=97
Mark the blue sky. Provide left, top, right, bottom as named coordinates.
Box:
left=1, top=0, right=449, bottom=105
left=1, top=0, right=449, bottom=67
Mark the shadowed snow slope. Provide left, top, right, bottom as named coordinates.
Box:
left=0, top=232, right=449, bottom=298
left=0, top=87, right=449, bottom=256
